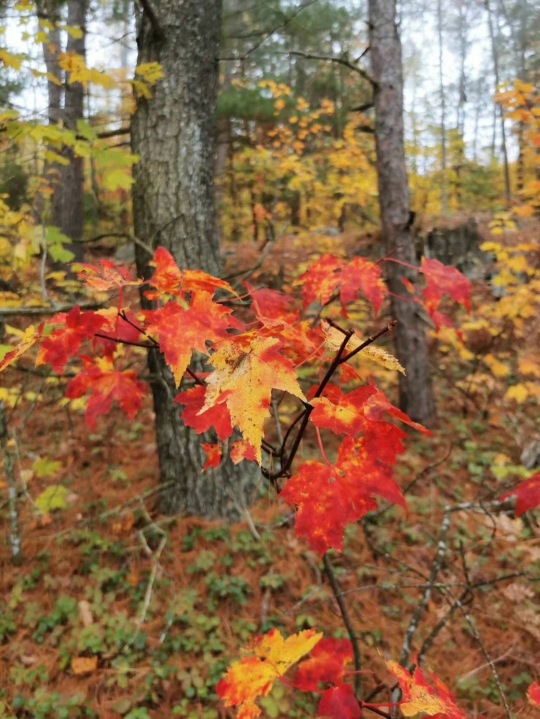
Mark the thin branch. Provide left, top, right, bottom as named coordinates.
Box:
left=0, top=302, right=102, bottom=317
left=287, top=49, right=376, bottom=87
left=400, top=510, right=451, bottom=666
left=323, top=552, right=362, bottom=698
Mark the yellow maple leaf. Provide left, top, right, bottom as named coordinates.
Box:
left=505, top=384, right=529, bottom=403
left=201, top=333, right=306, bottom=464
left=217, top=629, right=322, bottom=719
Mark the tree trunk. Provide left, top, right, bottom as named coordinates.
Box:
left=49, top=0, right=86, bottom=262
left=436, top=0, right=448, bottom=216
left=131, top=0, right=259, bottom=519
left=368, top=0, right=436, bottom=427
left=485, top=0, right=511, bottom=203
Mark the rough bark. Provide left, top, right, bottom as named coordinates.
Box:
left=131, top=0, right=259, bottom=519
left=368, top=0, right=436, bottom=427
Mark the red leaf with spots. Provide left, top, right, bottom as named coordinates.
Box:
left=174, top=384, right=234, bottom=441
left=281, top=437, right=405, bottom=554
left=318, top=685, right=361, bottom=719
left=500, top=472, right=540, bottom=516
left=65, top=357, right=145, bottom=429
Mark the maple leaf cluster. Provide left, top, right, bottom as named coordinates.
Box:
left=218, top=629, right=473, bottom=719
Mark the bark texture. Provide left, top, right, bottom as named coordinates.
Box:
left=369, top=0, right=436, bottom=427
left=132, top=0, right=259, bottom=519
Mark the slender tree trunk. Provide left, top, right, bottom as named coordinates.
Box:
left=437, top=0, right=448, bottom=215
left=46, top=0, right=87, bottom=263
left=369, top=0, right=436, bottom=427
left=131, top=0, right=259, bottom=519
left=485, top=0, right=511, bottom=203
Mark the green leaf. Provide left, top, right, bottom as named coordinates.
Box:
left=32, top=457, right=62, bottom=479
left=35, top=485, right=70, bottom=512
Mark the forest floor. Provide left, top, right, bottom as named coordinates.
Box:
left=0, top=225, right=539, bottom=719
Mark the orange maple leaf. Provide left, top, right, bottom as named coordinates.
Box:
left=386, top=661, right=467, bottom=718
left=201, top=333, right=306, bottom=464
left=217, top=629, right=322, bottom=719
left=146, top=247, right=237, bottom=299
left=146, top=293, right=239, bottom=385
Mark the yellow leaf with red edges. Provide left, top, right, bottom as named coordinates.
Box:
left=201, top=333, right=306, bottom=464
left=386, top=661, right=467, bottom=718
left=217, top=629, right=322, bottom=719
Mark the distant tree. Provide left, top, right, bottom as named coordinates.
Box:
left=369, top=0, right=436, bottom=426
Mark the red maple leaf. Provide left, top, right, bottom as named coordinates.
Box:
left=527, top=681, right=540, bottom=706
left=246, top=283, right=299, bottom=326
left=66, top=356, right=145, bottom=429
left=339, top=256, right=386, bottom=316
left=202, top=443, right=222, bottom=470
left=281, top=437, right=405, bottom=554
left=421, top=258, right=472, bottom=313
left=294, top=638, right=353, bottom=691
left=297, top=254, right=342, bottom=309
left=36, top=308, right=108, bottom=372
left=318, top=685, right=362, bottom=719
left=310, top=384, right=428, bottom=467
left=174, top=384, right=233, bottom=441
left=500, top=472, right=540, bottom=516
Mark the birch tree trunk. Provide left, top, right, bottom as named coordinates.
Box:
left=368, top=0, right=436, bottom=427
left=131, top=0, right=259, bottom=519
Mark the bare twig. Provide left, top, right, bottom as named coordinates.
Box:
left=400, top=510, right=451, bottom=666
left=323, top=552, right=362, bottom=698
